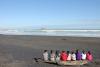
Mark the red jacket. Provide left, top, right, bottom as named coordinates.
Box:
left=60, top=52, right=67, bottom=61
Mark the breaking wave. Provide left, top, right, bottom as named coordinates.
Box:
left=0, top=29, right=100, bottom=37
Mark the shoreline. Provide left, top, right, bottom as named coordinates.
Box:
left=1, top=34, right=100, bottom=38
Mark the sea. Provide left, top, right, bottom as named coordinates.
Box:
left=0, top=29, right=100, bottom=37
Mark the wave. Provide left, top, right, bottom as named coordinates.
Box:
left=0, top=29, right=100, bottom=37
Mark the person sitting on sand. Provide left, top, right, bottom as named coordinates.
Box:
left=55, top=50, right=60, bottom=62
left=60, top=51, right=67, bottom=61
left=67, top=51, right=71, bottom=61
left=50, top=50, right=56, bottom=61
left=81, top=50, right=86, bottom=60
left=43, top=50, right=49, bottom=61
left=71, top=51, right=76, bottom=61
left=76, top=50, right=82, bottom=60
left=86, top=51, right=93, bottom=61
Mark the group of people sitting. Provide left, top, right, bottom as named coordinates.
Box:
left=43, top=49, right=93, bottom=62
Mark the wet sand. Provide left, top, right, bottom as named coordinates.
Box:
left=0, top=35, right=100, bottom=67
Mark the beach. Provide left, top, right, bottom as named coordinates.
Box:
left=0, top=35, right=100, bottom=67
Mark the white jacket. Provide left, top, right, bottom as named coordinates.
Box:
left=82, top=53, right=86, bottom=60
left=43, top=52, right=48, bottom=61
left=71, top=54, right=76, bottom=60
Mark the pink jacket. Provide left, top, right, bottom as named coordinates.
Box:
left=86, top=53, right=93, bottom=61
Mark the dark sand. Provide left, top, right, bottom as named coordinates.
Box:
left=0, top=35, right=100, bottom=67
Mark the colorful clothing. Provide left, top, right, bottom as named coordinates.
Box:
left=86, top=53, right=93, bottom=61
left=71, top=53, right=76, bottom=61
left=67, top=54, right=71, bottom=60
left=76, top=52, right=82, bottom=60
left=82, top=53, right=86, bottom=60
left=43, top=52, right=48, bottom=61
left=50, top=53, right=55, bottom=61
left=56, top=53, right=60, bottom=62
left=60, top=52, right=67, bottom=61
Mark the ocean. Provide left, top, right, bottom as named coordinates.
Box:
left=0, top=29, right=100, bottom=37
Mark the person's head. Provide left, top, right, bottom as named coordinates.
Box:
left=62, top=50, right=65, bottom=53
left=51, top=50, right=54, bottom=54
left=67, top=51, right=70, bottom=54
left=56, top=50, right=60, bottom=54
left=76, top=49, right=79, bottom=53
left=44, top=50, right=47, bottom=53
left=82, top=50, right=85, bottom=54
left=88, top=51, right=91, bottom=55
left=72, top=51, right=75, bottom=54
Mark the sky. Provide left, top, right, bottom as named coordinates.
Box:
left=0, top=0, right=100, bottom=29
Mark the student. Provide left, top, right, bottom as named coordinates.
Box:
left=67, top=51, right=71, bottom=61
left=86, top=51, right=93, bottom=61
left=55, top=50, right=60, bottom=62
left=71, top=51, right=76, bottom=61
left=60, top=51, right=67, bottom=61
left=76, top=50, right=82, bottom=60
left=43, top=50, right=49, bottom=61
left=50, top=50, right=56, bottom=61
left=81, top=50, right=86, bottom=60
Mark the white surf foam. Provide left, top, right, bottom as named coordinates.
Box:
left=0, top=29, right=100, bottom=37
